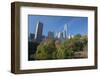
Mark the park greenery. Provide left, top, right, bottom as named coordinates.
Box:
left=30, top=34, right=88, bottom=60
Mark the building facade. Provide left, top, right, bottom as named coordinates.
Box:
left=35, top=21, right=43, bottom=42
left=48, top=31, right=54, bottom=39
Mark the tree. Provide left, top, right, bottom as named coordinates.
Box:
left=34, top=39, right=57, bottom=60
left=28, top=41, right=39, bottom=60
left=59, top=39, right=74, bottom=59
left=33, top=34, right=88, bottom=60
left=34, top=42, right=49, bottom=60
left=52, top=39, right=75, bottom=59
left=80, top=35, right=88, bottom=46
left=68, top=34, right=84, bottom=52
left=74, top=34, right=81, bottom=39
left=56, top=45, right=66, bottom=59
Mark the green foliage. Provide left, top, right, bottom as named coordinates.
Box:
left=80, top=35, right=88, bottom=46
left=56, top=45, right=65, bottom=59
left=74, top=34, right=81, bottom=39
left=61, top=39, right=75, bottom=58
left=34, top=42, right=48, bottom=60
left=34, top=39, right=56, bottom=60
left=33, top=34, right=88, bottom=60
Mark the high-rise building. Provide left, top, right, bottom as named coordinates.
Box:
left=35, top=21, right=43, bottom=42
left=55, top=32, right=58, bottom=38
left=63, top=24, right=68, bottom=39
left=57, top=32, right=64, bottom=40
left=48, top=31, right=54, bottom=39
left=60, top=32, right=64, bottom=39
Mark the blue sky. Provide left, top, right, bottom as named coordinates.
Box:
left=28, top=15, right=88, bottom=36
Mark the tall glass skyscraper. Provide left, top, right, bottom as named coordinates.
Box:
left=64, top=24, right=68, bottom=39
left=35, top=21, right=43, bottom=42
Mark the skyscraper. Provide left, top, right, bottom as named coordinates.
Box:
left=63, top=24, right=68, bottom=39
left=48, top=31, right=54, bottom=39
left=57, top=32, right=64, bottom=40
left=35, top=21, right=43, bottom=42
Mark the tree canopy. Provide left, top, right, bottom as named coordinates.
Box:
left=32, top=34, right=88, bottom=60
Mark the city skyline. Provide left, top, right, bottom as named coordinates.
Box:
left=28, top=15, right=88, bottom=60
left=28, top=15, right=88, bottom=37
